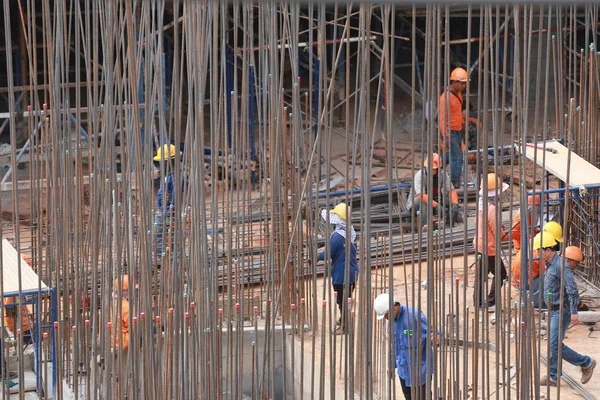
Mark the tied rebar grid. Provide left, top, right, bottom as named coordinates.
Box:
left=0, top=2, right=599, bottom=400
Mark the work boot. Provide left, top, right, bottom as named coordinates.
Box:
left=581, top=359, right=596, bottom=384
left=540, top=375, right=557, bottom=387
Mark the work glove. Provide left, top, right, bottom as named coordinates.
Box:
left=451, top=203, right=463, bottom=226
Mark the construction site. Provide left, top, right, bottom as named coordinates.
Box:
left=2, top=1, right=600, bottom=399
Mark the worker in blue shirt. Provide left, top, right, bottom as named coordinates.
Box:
left=535, top=232, right=596, bottom=386
left=154, top=144, right=179, bottom=209
left=318, top=203, right=359, bottom=335
left=374, top=293, right=434, bottom=399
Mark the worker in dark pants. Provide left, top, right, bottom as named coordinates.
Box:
left=406, top=152, right=462, bottom=231
left=473, top=173, right=509, bottom=313
left=374, top=293, right=434, bottom=399
left=319, top=203, right=359, bottom=335
left=439, top=67, right=470, bottom=189
left=537, top=235, right=596, bottom=387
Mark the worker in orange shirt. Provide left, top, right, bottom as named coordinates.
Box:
left=510, top=249, right=546, bottom=307
left=439, top=67, right=469, bottom=189
left=507, top=194, right=542, bottom=252
left=473, top=173, right=509, bottom=312
left=110, top=275, right=130, bottom=352
left=3, top=298, right=33, bottom=346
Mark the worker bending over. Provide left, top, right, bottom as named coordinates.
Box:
left=439, top=68, right=469, bottom=189
left=536, top=233, right=596, bottom=386
left=406, top=152, right=462, bottom=230
left=374, top=293, right=434, bottom=400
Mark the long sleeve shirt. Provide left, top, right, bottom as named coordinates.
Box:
left=157, top=174, right=174, bottom=209
left=543, top=253, right=581, bottom=315
left=390, top=305, right=433, bottom=387
left=318, top=232, right=359, bottom=285
left=474, top=202, right=506, bottom=256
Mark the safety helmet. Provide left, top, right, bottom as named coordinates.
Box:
left=527, top=194, right=542, bottom=206
left=450, top=67, right=470, bottom=83
left=564, top=246, right=583, bottom=262
left=331, top=203, right=349, bottom=221
left=114, top=274, right=129, bottom=292
left=153, top=144, right=177, bottom=161
left=480, top=173, right=509, bottom=197
left=543, top=221, right=564, bottom=243
left=533, top=232, right=557, bottom=250
left=424, top=153, right=440, bottom=170
left=374, top=293, right=394, bottom=320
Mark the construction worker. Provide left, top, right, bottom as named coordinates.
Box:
left=154, top=144, right=181, bottom=260
left=154, top=144, right=179, bottom=209
left=3, top=298, right=33, bottom=346
left=536, top=233, right=596, bottom=386
left=510, top=248, right=548, bottom=308
left=564, top=246, right=590, bottom=313
left=319, top=203, right=359, bottom=335
left=374, top=293, right=434, bottom=400
left=473, top=173, right=508, bottom=312
left=507, top=194, right=542, bottom=252
left=110, top=275, right=130, bottom=352
left=439, top=67, right=470, bottom=188
left=406, top=152, right=463, bottom=230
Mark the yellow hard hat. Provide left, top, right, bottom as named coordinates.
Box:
left=533, top=232, right=557, bottom=250
left=481, top=173, right=501, bottom=190
left=424, top=153, right=440, bottom=169
left=543, top=221, right=564, bottom=243
left=331, top=203, right=349, bottom=221
left=153, top=144, right=177, bottom=161
left=450, top=67, right=470, bottom=82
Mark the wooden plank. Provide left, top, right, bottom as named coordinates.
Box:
left=522, top=139, right=600, bottom=187
left=1, top=238, right=47, bottom=293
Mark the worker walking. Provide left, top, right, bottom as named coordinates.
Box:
left=406, top=152, right=462, bottom=230
left=373, top=293, right=434, bottom=400
left=564, top=246, right=590, bottom=312
left=319, top=203, right=359, bottom=335
left=536, top=233, right=596, bottom=386
left=439, top=67, right=470, bottom=188
left=510, top=248, right=545, bottom=307
left=474, top=173, right=509, bottom=312
left=508, top=194, right=542, bottom=252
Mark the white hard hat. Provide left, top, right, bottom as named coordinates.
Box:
left=374, top=293, right=395, bottom=320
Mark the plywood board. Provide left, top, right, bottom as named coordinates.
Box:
left=522, top=139, right=600, bottom=187
left=1, top=238, right=47, bottom=294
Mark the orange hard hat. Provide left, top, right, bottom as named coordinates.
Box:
left=564, top=246, right=583, bottom=262
left=114, top=275, right=129, bottom=292
left=424, top=153, right=440, bottom=169
left=450, top=67, right=470, bottom=83
left=528, top=194, right=542, bottom=205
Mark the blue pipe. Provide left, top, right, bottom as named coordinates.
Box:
left=69, top=114, right=89, bottom=140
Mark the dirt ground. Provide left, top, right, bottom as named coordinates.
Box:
left=298, top=248, right=600, bottom=399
